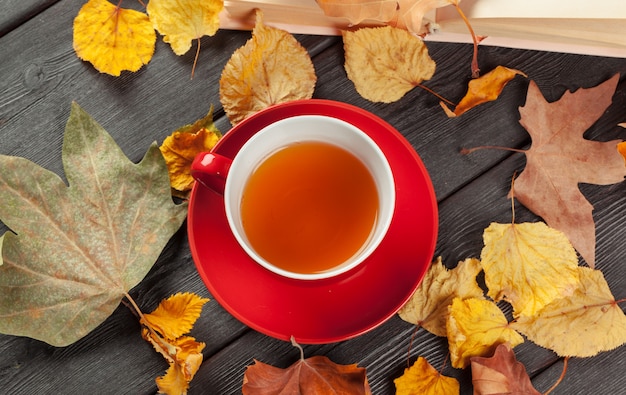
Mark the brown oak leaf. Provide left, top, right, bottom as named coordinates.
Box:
left=470, top=343, right=540, bottom=395
left=512, top=74, right=626, bottom=268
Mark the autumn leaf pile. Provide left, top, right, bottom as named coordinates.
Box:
left=0, top=1, right=624, bottom=395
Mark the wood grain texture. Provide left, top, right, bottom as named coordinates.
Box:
left=1, top=0, right=625, bottom=394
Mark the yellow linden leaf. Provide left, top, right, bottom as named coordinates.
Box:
left=512, top=267, right=626, bottom=357
left=73, top=0, right=156, bottom=76
left=394, top=356, right=460, bottom=395
left=398, top=257, right=483, bottom=337
left=159, top=108, right=221, bottom=198
left=220, top=9, right=317, bottom=125
left=342, top=26, right=436, bottom=103
left=147, top=0, right=224, bottom=56
left=142, top=292, right=209, bottom=340
left=480, top=222, right=580, bottom=318
left=447, top=297, right=524, bottom=369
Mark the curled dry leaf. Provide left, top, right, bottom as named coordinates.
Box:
left=480, top=222, right=580, bottom=318
left=470, top=343, right=541, bottom=395
left=398, top=256, right=483, bottom=337
left=147, top=0, right=224, bottom=56
left=446, top=297, right=524, bottom=369
left=159, top=107, right=221, bottom=198
left=394, top=356, right=460, bottom=395
left=220, top=9, right=316, bottom=125
left=141, top=293, right=209, bottom=395
left=440, top=66, right=527, bottom=117
left=316, top=0, right=398, bottom=26
left=316, top=0, right=456, bottom=35
left=0, top=103, right=187, bottom=346
left=512, top=74, right=626, bottom=268
left=512, top=267, right=626, bottom=357
left=73, top=0, right=156, bottom=76
left=342, top=26, right=436, bottom=103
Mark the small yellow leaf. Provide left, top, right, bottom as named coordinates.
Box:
left=447, top=298, right=524, bottom=369
left=159, top=108, right=221, bottom=198
left=220, top=9, right=316, bottom=125
left=342, top=26, right=436, bottom=103
left=512, top=267, right=626, bottom=357
left=480, top=222, right=580, bottom=318
left=394, top=356, right=460, bottom=395
left=73, top=0, right=156, bottom=76
left=441, top=66, right=527, bottom=117
left=142, top=292, right=209, bottom=340
left=398, top=257, right=483, bottom=337
left=147, top=0, right=224, bottom=56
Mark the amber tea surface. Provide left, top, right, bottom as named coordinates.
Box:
left=241, top=141, right=379, bottom=274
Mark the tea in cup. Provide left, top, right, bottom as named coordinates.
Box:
left=191, top=115, right=395, bottom=280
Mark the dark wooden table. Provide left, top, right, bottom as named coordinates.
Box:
left=1, top=1, right=625, bottom=394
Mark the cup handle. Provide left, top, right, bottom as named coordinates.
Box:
left=191, top=152, right=232, bottom=195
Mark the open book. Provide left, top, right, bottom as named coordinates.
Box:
left=219, top=0, right=626, bottom=58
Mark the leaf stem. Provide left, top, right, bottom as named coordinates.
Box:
left=406, top=325, right=421, bottom=368
left=416, top=83, right=456, bottom=106
left=290, top=336, right=305, bottom=361
left=453, top=2, right=480, bottom=78
left=543, top=357, right=569, bottom=395
left=460, top=145, right=527, bottom=155
left=191, top=38, right=201, bottom=79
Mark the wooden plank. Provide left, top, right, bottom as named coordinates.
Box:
left=0, top=0, right=59, bottom=37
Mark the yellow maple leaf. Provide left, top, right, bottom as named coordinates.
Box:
left=480, top=222, right=580, bottom=318
left=512, top=267, right=626, bottom=357
left=220, top=9, right=317, bottom=125
left=147, top=0, right=224, bottom=56
left=440, top=66, right=527, bottom=117
left=142, top=292, right=209, bottom=340
left=447, top=297, right=524, bottom=369
left=394, top=356, right=460, bottom=395
left=342, top=26, right=436, bottom=103
left=73, top=0, right=156, bottom=76
left=398, top=257, right=484, bottom=337
left=159, top=108, right=221, bottom=198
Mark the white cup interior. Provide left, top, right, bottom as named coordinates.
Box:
left=225, top=115, right=395, bottom=280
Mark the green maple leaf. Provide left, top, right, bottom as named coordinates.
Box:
left=0, top=103, right=188, bottom=346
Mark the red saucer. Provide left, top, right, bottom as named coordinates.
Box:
left=188, top=99, right=438, bottom=344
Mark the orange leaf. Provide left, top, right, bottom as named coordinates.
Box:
left=394, top=356, right=460, bottom=395
left=512, top=74, right=626, bottom=268
left=73, top=0, right=156, bottom=76
left=470, top=343, right=541, bottom=395
left=440, top=66, right=527, bottom=117
left=159, top=108, right=221, bottom=198
left=242, top=339, right=371, bottom=395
